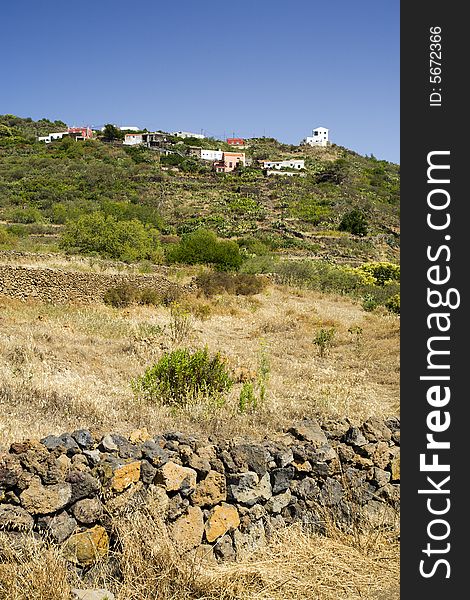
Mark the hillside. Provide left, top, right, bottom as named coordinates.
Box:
left=0, top=115, right=399, bottom=266
left=0, top=116, right=400, bottom=599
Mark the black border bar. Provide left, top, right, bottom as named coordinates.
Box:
left=401, top=2, right=467, bottom=596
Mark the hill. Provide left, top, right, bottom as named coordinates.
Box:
left=0, top=115, right=399, bottom=266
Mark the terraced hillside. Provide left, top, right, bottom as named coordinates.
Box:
left=0, top=115, right=399, bottom=265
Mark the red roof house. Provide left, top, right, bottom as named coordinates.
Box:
left=227, top=138, right=245, bottom=147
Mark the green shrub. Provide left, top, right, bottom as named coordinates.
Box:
left=133, top=347, right=233, bottom=406
left=238, top=382, right=257, bottom=413
left=240, top=255, right=277, bottom=275
left=385, top=293, right=400, bottom=314
left=60, top=212, right=163, bottom=263
left=274, top=260, right=317, bottom=287
left=313, top=327, right=336, bottom=357
left=338, top=209, right=368, bottom=236
left=357, top=262, right=400, bottom=286
left=138, top=287, right=162, bottom=306
left=237, top=236, right=271, bottom=257
left=195, top=271, right=266, bottom=297
left=103, top=284, right=137, bottom=307
left=274, top=260, right=364, bottom=294
left=7, top=206, right=43, bottom=224
left=362, top=294, right=378, bottom=312
left=166, top=229, right=243, bottom=271
left=0, top=226, right=16, bottom=248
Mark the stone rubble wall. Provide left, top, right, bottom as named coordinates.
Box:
left=0, top=417, right=400, bottom=564
left=0, top=265, right=184, bottom=304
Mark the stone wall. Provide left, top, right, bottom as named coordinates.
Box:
left=0, top=265, right=184, bottom=304
left=0, top=417, right=400, bottom=564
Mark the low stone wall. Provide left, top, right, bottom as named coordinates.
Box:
left=0, top=417, right=400, bottom=564
left=0, top=265, right=183, bottom=304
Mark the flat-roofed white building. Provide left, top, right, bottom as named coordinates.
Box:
left=38, top=131, right=68, bottom=143
left=173, top=130, right=205, bottom=139
left=201, top=149, right=223, bottom=161
left=261, top=159, right=305, bottom=170
left=123, top=133, right=144, bottom=145
left=303, top=127, right=329, bottom=147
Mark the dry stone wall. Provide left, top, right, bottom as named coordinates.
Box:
left=0, top=417, right=400, bottom=564
left=0, top=265, right=183, bottom=304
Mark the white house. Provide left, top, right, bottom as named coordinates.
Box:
left=261, top=159, right=305, bottom=170
left=123, top=133, right=144, bottom=146
left=38, top=131, right=69, bottom=143
left=173, top=130, right=205, bottom=139
left=200, top=149, right=223, bottom=161
left=303, top=127, right=329, bottom=147
left=100, top=125, right=140, bottom=132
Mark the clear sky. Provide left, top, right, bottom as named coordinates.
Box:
left=1, top=0, right=399, bottom=163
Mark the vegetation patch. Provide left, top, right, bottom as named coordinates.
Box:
left=133, top=347, right=233, bottom=407
left=60, top=212, right=163, bottom=263
left=166, top=229, right=243, bottom=271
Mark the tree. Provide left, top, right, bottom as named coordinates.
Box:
left=59, top=212, right=162, bottom=262
left=166, top=229, right=243, bottom=271
left=338, top=209, right=368, bottom=236
left=101, top=124, right=124, bottom=142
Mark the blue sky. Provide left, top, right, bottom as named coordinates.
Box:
left=1, top=0, right=399, bottom=162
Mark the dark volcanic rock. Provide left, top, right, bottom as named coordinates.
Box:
left=271, top=467, right=294, bottom=494
left=72, top=430, right=95, bottom=450
left=66, top=470, right=101, bottom=503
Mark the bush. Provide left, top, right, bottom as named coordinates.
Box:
left=168, top=303, right=194, bottom=343
left=60, top=212, right=163, bottom=263
left=313, top=327, right=336, bottom=357
left=385, top=293, right=400, bottom=314
left=238, top=382, right=257, bottom=413
left=338, top=209, right=368, bottom=236
left=103, top=284, right=137, bottom=307
left=7, top=206, right=43, bottom=224
left=166, top=229, right=243, bottom=271
left=103, top=285, right=171, bottom=307
left=357, top=262, right=400, bottom=286
left=274, top=260, right=364, bottom=294
left=361, top=282, right=400, bottom=312
left=237, top=237, right=271, bottom=257
left=0, top=226, right=16, bottom=248
left=138, top=287, right=162, bottom=306
left=195, top=271, right=266, bottom=297
left=133, top=347, right=233, bottom=406
left=240, top=254, right=277, bottom=275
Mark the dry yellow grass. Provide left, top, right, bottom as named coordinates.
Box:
left=0, top=283, right=399, bottom=446
left=0, top=271, right=400, bottom=598
left=0, top=495, right=399, bottom=600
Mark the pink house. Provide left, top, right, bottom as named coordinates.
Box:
left=214, top=152, right=246, bottom=173
left=67, top=127, right=93, bottom=140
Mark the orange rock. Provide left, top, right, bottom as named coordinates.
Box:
left=111, top=461, right=141, bottom=493
left=171, top=506, right=204, bottom=552
left=191, top=470, right=226, bottom=507
left=155, top=461, right=197, bottom=494
left=205, top=503, right=240, bottom=543
left=129, top=428, right=151, bottom=444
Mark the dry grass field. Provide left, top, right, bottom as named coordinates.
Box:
left=0, top=263, right=400, bottom=599
left=0, top=282, right=399, bottom=446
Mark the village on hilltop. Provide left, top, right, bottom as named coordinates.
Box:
left=37, top=124, right=331, bottom=176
